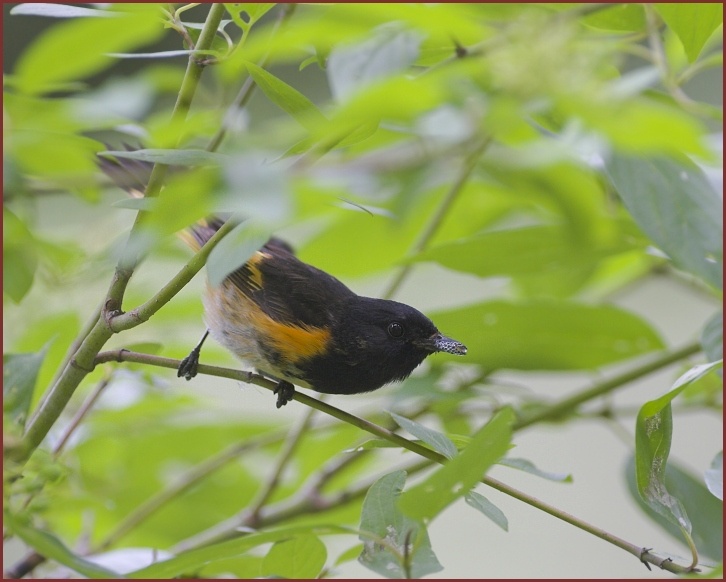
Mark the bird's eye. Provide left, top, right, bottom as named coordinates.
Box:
left=387, top=322, right=404, bottom=338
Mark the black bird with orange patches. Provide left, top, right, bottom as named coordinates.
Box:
left=99, top=153, right=467, bottom=408
left=178, top=218, right=467, bottom=407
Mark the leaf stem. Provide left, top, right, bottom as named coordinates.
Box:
left=514, top=341, right=702, bottom=429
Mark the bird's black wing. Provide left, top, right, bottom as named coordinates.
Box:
left=228, top=241, right=356, bottom=330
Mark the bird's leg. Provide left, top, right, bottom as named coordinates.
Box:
left=178, top=329, right=209, bottom=381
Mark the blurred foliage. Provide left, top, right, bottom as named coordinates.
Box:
left=3, top=2, right=722, bottom=578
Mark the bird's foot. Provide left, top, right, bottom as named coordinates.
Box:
left=274, top=381, right=296, bottom=408
left=178, top=347, right=201, bottom=381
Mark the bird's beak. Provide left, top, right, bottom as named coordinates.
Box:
left=425, top=332, right=467, bottom=355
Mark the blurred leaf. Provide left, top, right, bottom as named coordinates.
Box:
left=129, top=525, right=350, bottom=578
left=389, top=412, right=458, bottom=460
left=246, top=62, right=327, bottom=130
left=10, top=3, right=116, bottom=18
left=12, top=4, right=163, bottom=95
left=398, top=408, right=514, bottom=521
left=220, top=153, right=292, bottom=223
left=206, top=220, right=272, bottom=287
left=412, top=224, right=641, bottom=282
left=583, top=98, right=710, bottom=157
left=4, top=512, right=120, bottom=578
left=3, top=208, right=38, bottom=302
left=101, top=149, right=226, bottom=166
left=705, top=451, right=723, bottom=501
left=327, top=23, right=423, bottom=100
left=626, top=455, right=723, bottom=562
left=606, top=154, right=722, bottom=290
left=582, top=4, right=645, bottom=31
left=261, top=534, right=327, bottom=579
left=701, top=311, right=723, bottom=364
left=198, top=555, right=264, bottom=579
left=464, top=491, right=508, bottom=531
left=655, top=4, right=724, bottom=63
left=3, top=347, right=48, bottom=428
left=498, top=457, right=573, bottom=483
left=430, top=300, right=665, bottom=371
left=336, top=543, right=364, bottom=566
left=635, top=360, right=723, bottom=536
left=358, top=470, right=443, bottom=579
left=13, top=312, right=82, bottom=412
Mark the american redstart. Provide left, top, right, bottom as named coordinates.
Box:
left=100, top=155, right=467, bottom=408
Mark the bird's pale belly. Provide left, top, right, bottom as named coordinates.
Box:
left=202, top=283, right=313, bottom=388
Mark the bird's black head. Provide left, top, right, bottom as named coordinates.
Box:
left=303, top=296, right=466, bottom=395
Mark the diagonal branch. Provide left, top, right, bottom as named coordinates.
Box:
left=93, top=349, right=700, bottom=574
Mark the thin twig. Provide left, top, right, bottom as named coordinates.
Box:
left=241, top=403, right=320, bottom=527
left=382, top=137, right=491, bottom=299
left=514, top=341, right=702, bottom=429
left=93, top=430, right=285, bottom=552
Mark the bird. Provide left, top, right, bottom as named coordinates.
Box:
left=100, top=154, right=467, bottom=408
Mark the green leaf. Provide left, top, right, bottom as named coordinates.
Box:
left=626, top=455, right=723, bottom=562
left=412, top=225, right=642, bottom=280
left=464, top=491, right=508, bottom=531
left=4, top=512, right=120, bottom=578
left=261, top=534, right=327, bottom=579
left=128, top=525, right=351, bottom=579
left=100, top=149, right=227, bottom=167
left=398, top=408, right=514, bottom=521
left=206, top=220, right=273, bottom=287
left=358, top=470, right=443, bottom=579
left=498, top=457, right=573, bottom=483
left=10, top=3, right=116, bottom=18
left=635, top=360, right=723, bottom=536
left=429, top=300, right=665, bottom=371
left=327, top=23, right=424, bottom=100
left=3, top=209, right=38, bottom=303
left=336, top=543, right=364, bottom=566
left=245, top=62, right=327, bottom=131
left=582, top=4, right=645, bottom=32
left=12, top=4, right=163, bottom=95
left=389, top=412, right=458, bottom=460
left=705, top=451, right=722, bottom=501
left=655, top=4, right=724, bottom=63
left=3, top=348, right=48, bottom=427
left=605, top=154, right=722, bottom=290
left=701, top=311, right=723, bottom=364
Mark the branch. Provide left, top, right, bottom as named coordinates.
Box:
left=95, top=349, right=700, bottom=574
left=108, top=218, right=239, bottom=332
left=514, top=341, right=703, bottom=429
left=382, top=137, right=491, bottom=299
left=14, top=4, right=227, bottom=466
